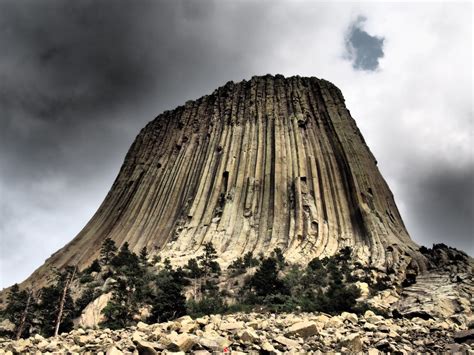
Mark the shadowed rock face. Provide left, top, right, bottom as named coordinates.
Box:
left=23, top=75, right=426, bottom=286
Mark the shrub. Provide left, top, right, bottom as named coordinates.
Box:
left=187, top=295, right=226, bottom=317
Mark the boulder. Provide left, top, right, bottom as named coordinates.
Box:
left=325, top=316, right=344, bottom=329
left=0, top=319, right=15, bottom=334
left=341, top=312, right=358, bottom=324
left=106, top=346, right=124, bottom=355
left=355, top=281, right=370, bottom=299
left=219, top=321, right=244, bottom=331
left=77, top=292, right=112, bottom=328
left=197, top=332, right=231, bottom=351
left=136, top=321, right=149, bottom=331
left=285, top=321, right=320, bottom=338
left=32, top=334, right=45, bottom=344
left=340, top=334, right=363, bottom=352
left=239, top=329, right=259, bottom=343
left=261, top=340, right=276, bottom=352
left=454, top=329, right=474, bottom=344
left=134, top=338, right=158, bottom=355
left=167, top=333, right=198, bottom=352
left=363, top=323, right=378, bottom=331
left=275, top=335, right=299, bottom=348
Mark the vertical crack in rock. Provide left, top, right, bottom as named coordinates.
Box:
left=23, top=75, right=426, bottom=287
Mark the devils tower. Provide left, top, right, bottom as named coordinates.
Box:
left=23, top=75, right=425, bottom=286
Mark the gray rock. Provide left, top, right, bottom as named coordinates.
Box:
left=454, top=329, right=474, bottom=344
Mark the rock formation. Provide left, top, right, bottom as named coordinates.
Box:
left=22, top=75, right=426, bottom=287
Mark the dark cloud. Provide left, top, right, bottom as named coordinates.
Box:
left=344, top=16, right=384, bottom=71
left=401, top=165, right=474, bottom=255
left=0, top=0, right=266, bottom=185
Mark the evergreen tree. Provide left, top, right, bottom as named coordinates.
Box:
left=228, top=257, right=246, bottom=276
left=271, top=248, right=286, bottom=270
left=243, top=251, right=259, bottom=267
left=198, top=242, right=221, bottom=277
left=185, top=258, right=203, bottom=300
left=3, top=284, right=35, bottom=339
left=101, top=277, right=137, bottom=330
left=36, top=268, right=76, bottom=337
left=186, top=243, right=225, bottom=314
left=84, top=259, right=101, bottom=274
left=100, top=238, right=117, bottom=265
left=139, top=246, right=149, bottom=265
left=185, top=258, right=203, bottom=279
left=74, top=287, right=96, bottom=317
left=150, top=267, right=187, bottom=323
left=247, top=257, right=287, bottom=300
left=111, top=242, right=140, bottom=276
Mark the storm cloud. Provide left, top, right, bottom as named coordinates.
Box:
left=1, top=1, right=472, bottom=288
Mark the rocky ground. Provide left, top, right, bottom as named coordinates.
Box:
left=1, top=311, right=473, bottom=354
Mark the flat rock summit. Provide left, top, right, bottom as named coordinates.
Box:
left=26, top=75, right=426, bottom=287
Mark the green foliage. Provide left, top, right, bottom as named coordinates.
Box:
left=243, top=251, right=259, bottom=268
left=10, top=244, right=368, bottom=335
left=101, top=278, right=137, bottom=330
left=323, top=283, right=360, bottom=313
left=36, top=268, right=76, bottom=337
left=228, top=252, right=259, bottom=277
left=79, top=274, right=94, bottom=284
left=139, top=246, right=149, bottom=265
left=373, top=275, right=392, bottom=292
left=100, top=238, right=117, bottom=265
left=111, top=242, right=140, bottom=272
left=149, top=267, right=187, bottom=323
left=184, top=243, right=225, bottom=314
left=83, top=259, right=101, bottom=274
left=239, top=247, right=361, bottom=315
left=198, top=242, right=221, bottom=277
left=246, top=256, right=288, bottom=300
left=271, top=248, right=286, bottom=270
left=185, top=258, right=203, bottom=279
left=74, top=287, right=96, bottom=317
left=2, top=284, right=34, bottom=338
left=100, top=243, right=155, bottom=329
left=152, top=255, right=162, bottom=264
left=228, top=257, right=246, bottom=276
left=187, top=295, right=226, bottom=317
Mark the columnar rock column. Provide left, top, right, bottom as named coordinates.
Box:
left=24, top=75, right=426, bottom=286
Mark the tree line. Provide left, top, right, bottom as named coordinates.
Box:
left=2, top=239, right=370, bottom=338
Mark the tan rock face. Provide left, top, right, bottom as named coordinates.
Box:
left=22, top=75, right=425, bottom=287
left=77, top=292, right=112, bottom=329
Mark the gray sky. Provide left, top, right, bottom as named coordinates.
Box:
left=0, top=1, right=472, bottom=289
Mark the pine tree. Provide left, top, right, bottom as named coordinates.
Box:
left=247, top=257, right=288, bottom=299
left=101, top=277, right=137, bottom=330
left=185, top=243, right=225, bottom=315
left=243, top=251, right=259, bottom=267
left=111, top=242, right=140, bottom=276
left=54, top=266, right=77, bottom=336
left=139, top=246, right=149, bottom=265
left=3, top=284, right=35, bottom=339
left=185, top=258, right=203, bottom=300
left=36, top=268, right=76, bottom=337
left=198, top=242, right=221, bottom=277
left=100, top=238, right=117, bottom=265
left=84, top=259, right=101, bottom=274
left=271, top=248, right=286, bottom=270
left=150, top=267, right=187, bottom=323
